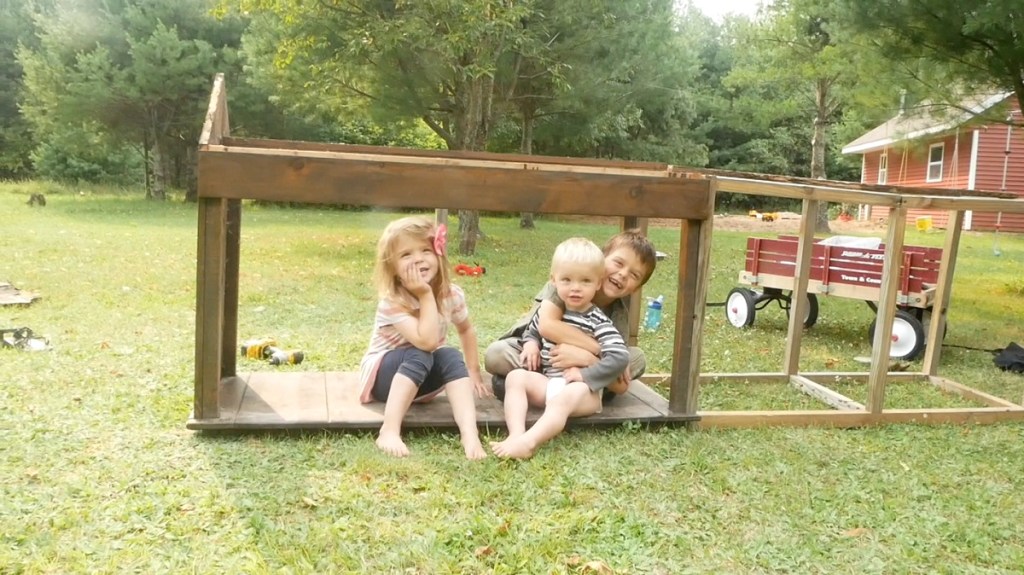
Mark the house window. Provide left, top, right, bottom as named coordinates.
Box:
left=877, top=152, right=888, bottom=184
left=926, top=143, right=944, bottom=182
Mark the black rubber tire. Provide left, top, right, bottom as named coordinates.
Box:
left=786, top=292, right=819, bottom=328
left=726, top=288, right=757, bottom=328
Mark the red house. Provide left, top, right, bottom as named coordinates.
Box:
left=842, top=92, right=1024, bottom=232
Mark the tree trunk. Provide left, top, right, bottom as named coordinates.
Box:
left=451, top=75, right=494, bottom=256
left=185, top=144, right=198, bottom=202
left=143, top=131, right=152, bottom=200
left=458, top=210, right=480, bottom=255
left=150, top=133, right=166, bottom=201
left=519, top=110, right=535, bottom=229
left=811, top=78, right=831, bottom=233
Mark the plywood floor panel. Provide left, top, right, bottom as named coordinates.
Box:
left=188, top=371, right=692, bottom=431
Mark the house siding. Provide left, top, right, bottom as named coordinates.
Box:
left=857, top=100, right=1024, bottom=233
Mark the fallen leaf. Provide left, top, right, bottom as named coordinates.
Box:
left=842, top=527, right=869, bottom=537
left=474, top=545, right=494, bottom=558
left=581, top=560, right=614, bottom=574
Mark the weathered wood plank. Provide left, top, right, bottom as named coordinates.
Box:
left=668, top=218, right=703, bottom=415
left=235, top=372, right=328, bottom=424
left=928, top=375, right=1023, bottom=408
left=922, top=210, right=963, bottom=374
left=782, top=199, right=818, bottom=374
left=867, top=205, right=908, bottom=413
left=697, top=407, right=1024, bottom=429
left=222, top=136, right=672, bottom=172
left=197, top=149, right=713, bottom=219
left=194, top=197, right=227, bottom=420
left=790, top=375, right=865, bottom=411
left=187, top=372, right=687, bottom=430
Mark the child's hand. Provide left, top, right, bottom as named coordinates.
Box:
left=520, top=341, right=541, bottom=371
left=563, top=366, right=584, bottom=383
left=470, top=371, right=492, bottom=398
left=548, top=343, right=598, bottom=370
left=399, top=262, right=432, bottom=297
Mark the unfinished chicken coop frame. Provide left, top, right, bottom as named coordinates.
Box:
left=190, top=73, right=1024, bottom=431
left=189, top=74, right=714, bottom=431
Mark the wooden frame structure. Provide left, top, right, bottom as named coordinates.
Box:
left=188, top=74, right=713, bottom=430
left=189, top=74, right=1024, bottom=431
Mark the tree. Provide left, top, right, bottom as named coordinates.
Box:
left=494, top=0, right=703, bottom=228
left=721, top=0, right=886, bottom=230
left=837, top=0, right=1024, bottom=121
left=237, top=0, right=544, bottom=255
left=0, top=0, right=47, bottom=179
left=19, top=0, right=245, bottom=197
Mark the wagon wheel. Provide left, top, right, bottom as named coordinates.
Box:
left=868, top=309, right=925, bottom=360
left=784, top=292, right=819, bottom=328
left=726, top=288, right=757, bottom=328
left=913, top=307, right=948, bottom=341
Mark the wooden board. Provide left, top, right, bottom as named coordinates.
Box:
left=197, top=147, right=713, bottom=220
left=186, top=372, right=694, bottom=431
left=0, top=282, right=40, bottom=305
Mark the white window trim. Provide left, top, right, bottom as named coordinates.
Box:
left=926, top=143, right=944, bottom=183
left=877, top=151, right=888, bottom=184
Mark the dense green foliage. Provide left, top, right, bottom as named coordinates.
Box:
left=1, top=0, right=1016, bottom=208
left=837, top=0, right=1024, bottom=117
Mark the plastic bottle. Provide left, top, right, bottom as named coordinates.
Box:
left=644, top=295, right=664, bottom=331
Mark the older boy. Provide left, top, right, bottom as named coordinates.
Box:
left=484, top=229, right=657, bottom=401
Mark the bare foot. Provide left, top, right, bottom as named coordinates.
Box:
left=490, top=436, right=536, bottom=459
left=376, top=432, right=410, bottom=457
left=462, top=434, right=487, bottom=460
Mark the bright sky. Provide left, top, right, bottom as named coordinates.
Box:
left=688, top=0, right=762, bottom=22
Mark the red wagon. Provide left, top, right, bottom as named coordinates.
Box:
left=726, top=235, right=945, bottom=360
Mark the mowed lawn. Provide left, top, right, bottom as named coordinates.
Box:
left=3, top=184, right=1024, bottom=574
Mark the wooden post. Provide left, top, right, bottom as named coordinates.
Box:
left=670, top=177, right=715, bottom=416
left=221, top=199, right=241, bottom=377
left=922, top=209, right=963, bottom=375
left=194, top=198, right=227, bottom=419
left=622, top=216, right=648, bottom=348
left=782, top=198, right=819, bottom=374
left=195, top=72, right=231, bottom=419
left=866, top=204, right=908, bottom=413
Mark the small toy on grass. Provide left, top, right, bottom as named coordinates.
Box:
left=454, top=263, right=486, bottom=276
left=239, top=338, right=304, bottom=365
left=1, top=327, right=49, bottom=351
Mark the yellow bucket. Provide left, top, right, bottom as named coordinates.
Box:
left=915, top=216, right=933, bottom=232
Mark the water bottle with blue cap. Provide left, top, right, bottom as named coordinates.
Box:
left=644, top=295, right=664, bottom=331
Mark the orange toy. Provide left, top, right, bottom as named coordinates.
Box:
left=454, top=263, right=486, bottom=276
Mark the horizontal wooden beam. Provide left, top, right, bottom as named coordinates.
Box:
left=714, top=176, right=903, bottom=206
left=198, top=147, right=713, bottom=219
left=697, top=407, right=1024, bottom=429
left=902, top=195, right=1024, bottom=214
left=222, top=137, right=672, bottom=172
left=790, top=375, right=865, bottom=411
left=928, top=375, right=1023, bottom=408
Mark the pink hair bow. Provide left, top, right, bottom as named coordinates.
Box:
left=433, top=224, right=447, bottom=256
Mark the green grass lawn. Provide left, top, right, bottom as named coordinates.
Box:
left=3, top=183, right=1024, bottom=574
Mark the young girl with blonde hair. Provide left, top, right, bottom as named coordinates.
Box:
left=359, top=216, right=490, bottom=459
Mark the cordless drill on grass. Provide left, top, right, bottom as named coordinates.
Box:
left=239, top=338, right=304, bottom=366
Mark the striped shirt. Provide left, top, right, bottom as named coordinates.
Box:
left=358, top=285, right=469, bottom=403
left=522, top=304, right=628, bottom=391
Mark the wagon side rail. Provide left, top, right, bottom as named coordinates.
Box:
left=739, top=236, right=942, bottom=308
